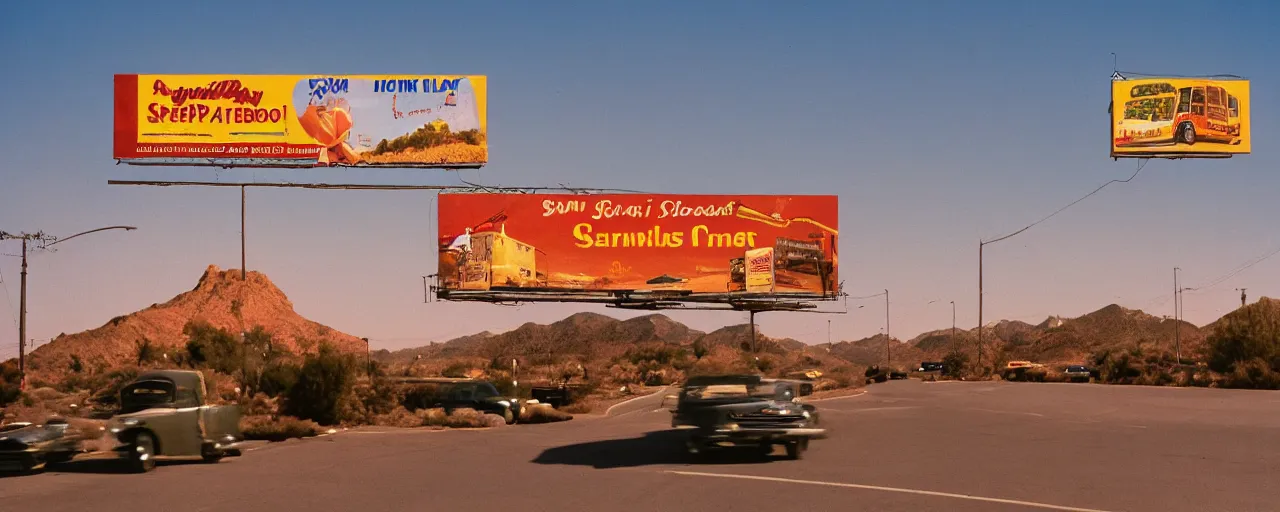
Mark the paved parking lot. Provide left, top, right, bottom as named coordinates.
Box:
left=3, top=380, right=1278, bottom=512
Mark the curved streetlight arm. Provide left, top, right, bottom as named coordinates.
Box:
left=46, top=226, right=137, bottom=247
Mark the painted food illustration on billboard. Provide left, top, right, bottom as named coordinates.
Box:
left=113, top=74, right=487, bottom=168
left=1111, top=78, right=1250, bottom=156
left=437, top=194, right=839, bottom=297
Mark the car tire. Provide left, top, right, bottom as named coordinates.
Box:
left=785, top=439, right=807, bottom=460
left=503, top=408, right=515, bottom=425
left=129, top=432, right=157, bottom=473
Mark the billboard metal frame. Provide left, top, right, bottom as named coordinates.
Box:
left=1109, top=71, right=1250, bottom=160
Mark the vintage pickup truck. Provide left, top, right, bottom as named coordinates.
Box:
left=672, top=375, right=825, bottom=460
left=105, top=370, right=246, bottom=473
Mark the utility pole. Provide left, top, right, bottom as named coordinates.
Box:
left=978, top=241, right=984, bottom=372
left=241, top=186, right=247, bottom=281
left=2, top=227, right=134, bottom=388
left=884, top=289, right=890, bottom=368
left=827, top=319, right=831, bottom=345
left=951, top=300, right=956, bottom=353
left=18, top=238, right=28, bottom=389
left=1236, top=288, right=1247, bottom=308
left=1173, top=267, right=1180, bottom=363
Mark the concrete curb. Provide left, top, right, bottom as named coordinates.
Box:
left=605, top=386, right=671, bottom=417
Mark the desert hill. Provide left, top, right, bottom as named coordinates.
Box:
left=23, top=265, right=365, bottom=383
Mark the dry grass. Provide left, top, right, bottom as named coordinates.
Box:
left=241, top=415, right=321, bottom=441
left=519, top=404, right=573, bottom=424
left=372, top=407, right=503, bottom=429
left=559, top=400, right=598, bottom=414
left=361, top=143, right=486, bottom=165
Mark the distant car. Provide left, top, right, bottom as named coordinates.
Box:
left=1064, top=365, right=1093, bottom=382
left=672, top=375, right=825, bottom=460
left=398, top=378, right=523, bottom=424
left=917, top=362, right=945, bottom=373
left=0, top=418, right=86, bottom=472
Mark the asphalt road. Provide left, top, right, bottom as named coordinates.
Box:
left=3, top=380, right=1278, bottom=512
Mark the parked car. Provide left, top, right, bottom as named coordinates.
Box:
left=672, top=375, right=825, bottom=460
left=396, top=378, right=523, bottom=424
left=917, top=362, right=945, bottom=373
left=1064, top=365, right=1093, bottom=382
left=105, top=370, right=246, bottom=473
left=0, top=418, right=86, bottom=472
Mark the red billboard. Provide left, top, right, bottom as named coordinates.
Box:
left=436, top=193, right=839, bottom=300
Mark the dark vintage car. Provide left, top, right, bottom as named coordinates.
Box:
left=672, top=375, right=825, bottom=460
left=396, top=378, right=523, bottom=424
left=105, top=370, right=246, bottom=473
left=0, top=418, right=87, bottom=472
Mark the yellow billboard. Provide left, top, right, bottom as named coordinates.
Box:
left=114, top=74, right=487, bottom=168
left=1111, top=77, right=1249, bottom=158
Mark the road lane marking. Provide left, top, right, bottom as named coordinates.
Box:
left=808, top=389, right=870, bottom=401
left=971, top=408, right=1047, bottom=418
left=665, top=471, right=1118, bottom=512
left=820, top=406, right=920, bottom=415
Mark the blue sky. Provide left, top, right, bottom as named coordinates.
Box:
left=2, top=0, right=1278, bottom=358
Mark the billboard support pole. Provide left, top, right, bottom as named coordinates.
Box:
left=749, top=310, right=757, bottom=353
left=241, top=186, right=247, bottom=281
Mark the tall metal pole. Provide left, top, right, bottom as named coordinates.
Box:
left=749, top=310, right=757, bottom=353
left=18, top=238, right=27, bottom=389
left=241, top=186, right=247, bottom=281
left=827, top=319, right=831, bottom=345
left=951, top=300, right=956, bottom=353
left=884, top=289, right=890, bottom=368
left=1173, top=267, right=1180, bottom=363
left=978, top=241, right=984, bottom=372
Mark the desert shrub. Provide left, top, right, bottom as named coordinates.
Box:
left=373, top=406, right=425, bottom=428
left=625, top=345, right=685, bottom=366
left=239, top=393, right=277, bottom=416
left=0, top=361, right=24, bottom=406
left=69, top=355, right=84, bottom=374
left=258, top=362, right=301, bottom=397
left=88, top=366, right=141, bottom=406
left=240, top=415, right=320, bottom=441
left=560, top=399, right=597, bottom=414
left=135, top=338, right=160, bottom=366
left=441, top=362, right=472, bottom=378
left=1223, top=358, right=1280, bottom=390
left=420, top=407, right=499, bottom=428
left=1205, top=307, right=1280, bottom=381
left=519, top=404, right=573, bottom=424
left=183, top=320, right=243, bottom=374
left=344, top=380, right=403, bottom=424
left=1091, top=349, right=1143, bottom=384
left=941, top=351, right=969, bottom=378
left=692, top=340, right=708, bottom=360
left=282, top=342, right=358, bottom=425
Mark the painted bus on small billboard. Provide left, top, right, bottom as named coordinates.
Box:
left=1115, top=81, right=1242, bottom=148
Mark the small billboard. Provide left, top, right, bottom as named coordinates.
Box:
left=1111, top=77, right=1250, bottom=158
left=114, top=74, right=487, bottom=168
left=435, top=193, right=839, bottom=302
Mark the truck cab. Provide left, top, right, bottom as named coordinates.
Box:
left=106, top=370, right=245, bottom=473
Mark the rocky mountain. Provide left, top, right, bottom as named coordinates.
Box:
left=23, top=265, right=365, bottom=383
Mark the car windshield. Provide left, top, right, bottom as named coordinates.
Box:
left=684, top=382, right=786, bottom=400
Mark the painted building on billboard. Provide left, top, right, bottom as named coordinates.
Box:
left=1111, top=77, right=1250, bottom=157
left=114, top=74, right=488, bottom=168
left=435, top=193, right=840, bottom=301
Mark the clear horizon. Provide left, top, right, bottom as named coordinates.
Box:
left=2, top=0, right=1278, bottom=358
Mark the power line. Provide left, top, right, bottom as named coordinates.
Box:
left=0, top=266, right=17, bottom=330
left=984, top=159, right=1150, bottom=245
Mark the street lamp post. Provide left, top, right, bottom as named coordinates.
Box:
left=951, top=300, right=956, bottom=353
left=884, top=289, right=890, bottom=368
left=1, top=226, right=136, bottom=387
